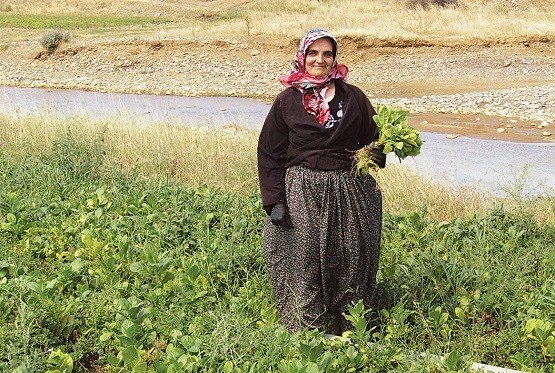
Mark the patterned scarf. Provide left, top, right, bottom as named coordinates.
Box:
left=279, top=28, right=349, bottom=125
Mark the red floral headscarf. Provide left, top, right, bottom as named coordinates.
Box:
left=279, top=28, right=349, bottom=125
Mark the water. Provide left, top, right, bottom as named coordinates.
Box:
left=0, top=86, right=271, bottom=127
left=1, top=86, right=554, bottom=197
left=399, top=132, right=554, bottom=197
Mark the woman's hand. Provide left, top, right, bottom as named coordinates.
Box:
left=270, top=203, right=293, bottom=229
left=367, top=142, right=387, bottom=168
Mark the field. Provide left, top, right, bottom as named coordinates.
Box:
left=1, top=113, right=554, bottom=372
left=1, top=0, right=555, bottom=372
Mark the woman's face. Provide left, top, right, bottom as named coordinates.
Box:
left=304, top=38, right=334, bottom=77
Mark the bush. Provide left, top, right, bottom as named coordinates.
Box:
left=39, top=29, right=71, bottom=54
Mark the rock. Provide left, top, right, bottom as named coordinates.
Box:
left=496, top=128, right=506, bottom=133
left=542, top=131, right=552, bottom=137
left=446, top=134, right=459, bottom=139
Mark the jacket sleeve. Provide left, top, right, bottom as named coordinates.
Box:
left=350, top=85, right=386, bottom=168
left=257, top=95, right=290, bottom=212
left=355, top=87, right=379, bottom=144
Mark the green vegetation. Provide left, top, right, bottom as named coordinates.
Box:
left=355, top=105, right=423, bottom=175
left=0, top=14, right=171, bottom=30
left=39, top=29, right=70, bottom=53
left=0, top=116, right=554, bottom=371
left=372, top=105, right=422, bottom=160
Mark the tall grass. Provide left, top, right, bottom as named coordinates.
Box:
left=0, top=113, right=259, bottom=193
left=1, top=112, right=553, bottom=223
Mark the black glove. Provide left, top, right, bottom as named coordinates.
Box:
left=270, top=203, right=293, bottom=229
left=367, top=142, right=386, bottom=169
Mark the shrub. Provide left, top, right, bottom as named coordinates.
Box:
left=39, top=29, right=71, bottom=54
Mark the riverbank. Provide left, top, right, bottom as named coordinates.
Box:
left=0, top=34, right=554, bottom=142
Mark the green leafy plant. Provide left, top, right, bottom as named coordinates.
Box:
left=45, top=349, right=73, bottom=373
left=523, top=318, right=555, bottom=359
left=0, top=117, right=554, bottom=371
left=354, top=104, right=422, bottom=174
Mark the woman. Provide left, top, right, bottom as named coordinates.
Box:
left=257, top=28, right=386, bottom=334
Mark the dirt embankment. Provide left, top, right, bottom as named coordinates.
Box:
left=1, top=34, right=554, bottom=142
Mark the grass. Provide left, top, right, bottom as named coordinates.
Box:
left=182, top=0, right=555, bottom=43
left=1, top=0, right=554, bottom=43
left=0, top=13, right=172, bottom=30
left=0, top=113, right=259, bottom=194
left=2, top=111, right=553, bottom=223
left=0, top=112, right=553, bottom=372
left=0, top=112, right=555, bottom=372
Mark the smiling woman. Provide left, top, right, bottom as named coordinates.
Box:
left=304, top=38, right=334, bottom=77
left=258, top=28, right=388, bottom=334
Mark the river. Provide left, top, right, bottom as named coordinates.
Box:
left=1, top=86, right=554, bottom=197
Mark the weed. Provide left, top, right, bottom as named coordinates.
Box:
left=40, top=126, right=106, bottom=193
left=245, top=15, right=251, bottom=36
left=39, top=29, right=70, bottom=54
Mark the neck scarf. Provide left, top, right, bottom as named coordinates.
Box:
left=279, top=28, right=349, bottom=126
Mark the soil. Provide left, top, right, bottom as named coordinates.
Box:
left=1, top=32, right=554, bottom=143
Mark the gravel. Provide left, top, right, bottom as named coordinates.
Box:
left=0, top=36, right=554, bottom=124
left=379, top=84, right=555, bottom=123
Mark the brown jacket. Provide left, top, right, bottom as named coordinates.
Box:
left=257, top=80, right=380, bottom=208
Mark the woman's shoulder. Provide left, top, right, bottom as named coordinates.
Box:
left=336, top=80, right=366, bottom=97
left=277, top=86, right=299, bottom=98
left=273, top=87, right=302, bottom=105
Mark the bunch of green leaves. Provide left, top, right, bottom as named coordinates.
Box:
left=373, top=104, right=422, bottom=160
left=355, top=104, right=422, bottom=174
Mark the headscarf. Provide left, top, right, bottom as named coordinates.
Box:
left=279, top=28, right=349, bottom=125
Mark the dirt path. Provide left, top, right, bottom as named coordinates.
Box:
left=0, top=34, right=554, bottom=143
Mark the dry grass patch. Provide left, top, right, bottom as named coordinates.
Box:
left=1, top=0, right=554, bottom=44
left=2, top=112, right=553, bottom=223
left=0, top=112, right=259, bottom=193
left=376, top=165, right=491, bottom=221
